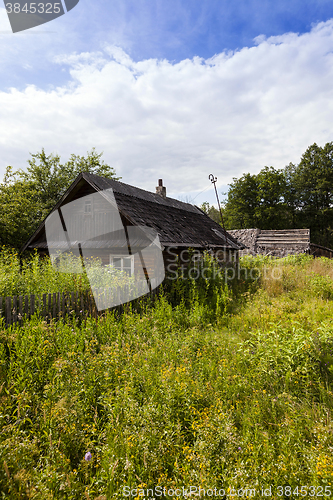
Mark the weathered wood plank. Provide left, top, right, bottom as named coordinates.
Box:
left=25, top=295, right=29, bottom=318
left=6, top=297, right=11, bottom=327
left=18, top=296, right=23, bottom=323
left=43, top=294, right=47, bottom=318
left=12, top=296, right=17, bottom=324
left=30, top=294, right=35, bottom=317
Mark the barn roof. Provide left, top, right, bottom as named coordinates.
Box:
left=21, top=172, right=243, bottom=252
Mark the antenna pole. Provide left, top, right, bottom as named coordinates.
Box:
left=209, top=174, right=228, bottom=243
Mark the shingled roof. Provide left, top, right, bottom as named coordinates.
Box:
left=228, top=228, right=311, bottom=256
left=21, top=172, right=243, bottom=252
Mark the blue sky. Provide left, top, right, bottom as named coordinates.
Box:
left=3, top=0, right=333, bottom=89
left=1, top=0, right=333, bottom=205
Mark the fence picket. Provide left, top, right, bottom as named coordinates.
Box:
left=6, top=297, right=11, bottom=327
left=52, top=293, right=56, bottom=319
left=42, top=294, right=47, bottom=319
left=25, top=295, right=29, bottom=318
left=19, top=296, right=23, bottom=324
left=48, top=294, right=52, bottom=321
left=12, top=296, right=17, bottom=325
left=30, top=295, right=35, bottom=317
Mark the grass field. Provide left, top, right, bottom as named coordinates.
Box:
left=1, top=251, right=333, bottom=499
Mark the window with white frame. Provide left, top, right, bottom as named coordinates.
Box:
left=110, top=255, right=134, bottom=276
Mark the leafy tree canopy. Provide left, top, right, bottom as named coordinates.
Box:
left=0, top=148, right=119, bottom=249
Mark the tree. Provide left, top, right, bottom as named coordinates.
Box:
left=0, top=149, right=120, bottom=249
left=223, top=167, right=289, bottom=230
left=255, top=166, right=288, bottom=229
left=283, top=162, right=299, bottom=228
left=0, top=170, right=39, bottom=249
left=291, top=142, right=333, bottom=246
left=16, top=148, right=120, bottom=214
left=223, top=173, right=259, bottom=229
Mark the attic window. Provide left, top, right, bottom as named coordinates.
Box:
left=84, top=200, right=92, bottom=214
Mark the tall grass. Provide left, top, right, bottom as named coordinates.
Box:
left=1, top=251, right=333, bottom=498
left=0, top=248, right=140, bottom=300
left=0, top=247, right=91, bottom=298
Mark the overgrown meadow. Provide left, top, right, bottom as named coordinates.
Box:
left=1, top=249, right=333, bottom=499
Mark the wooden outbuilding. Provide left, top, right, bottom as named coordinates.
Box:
left=228, top=228, right=333, bottom=258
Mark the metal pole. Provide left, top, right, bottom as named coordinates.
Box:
left=209, top=174, right=228, bottom=243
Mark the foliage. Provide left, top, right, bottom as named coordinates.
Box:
left=0, top=178, right=38, bottom=251
left=1, top=255, right=333, bottom=496
left=0, top=149, right=119, bottom=250
left=222, top=167, right=288, bottom=230
left=291, top=142, right=333, bottom=247
left=223, top=172, right=260, bottom=229
left=0, top=248, right=90, bottom=298
left=0, top=249, right=143, bottom=308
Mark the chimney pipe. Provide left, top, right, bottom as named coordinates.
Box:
left=156, top=179, right=166, bottom=198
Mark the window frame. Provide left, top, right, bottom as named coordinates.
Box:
left=110, top=255, right=134, bottom=276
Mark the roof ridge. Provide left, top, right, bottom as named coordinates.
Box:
left=83, top=172, right=201, bottom=214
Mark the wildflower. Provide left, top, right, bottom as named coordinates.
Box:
left=85, top=452, right=92, bottom=461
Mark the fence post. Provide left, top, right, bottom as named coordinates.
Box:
left=61, top=293, right=65, bottom=321
left=18, top=295, right=23, bottom=325
left=80, top=293, right=84, bottom=315
left=12, top=296, right=17, bottom=325
left=53, top=293, right=57, bottom=320
left=6, top=297, right=11, bottom=327
left=25, top=295, right=29, bottom=319
left=48, top=294, right=52, bottom=322
left=71, top=291, right=75, bottom=317
left=43, top=294, right=47, bottom=319
left=30, top=294, right=35, bottom=318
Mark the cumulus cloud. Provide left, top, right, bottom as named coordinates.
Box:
left=1, top=20, right=333, bottom=198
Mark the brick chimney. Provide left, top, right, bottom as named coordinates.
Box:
left=156, top=179, right=166, bottom=198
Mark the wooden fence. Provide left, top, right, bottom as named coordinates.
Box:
left=0, top=290, right=97, bottom=328
left=0, top=282, right=160, bottom=328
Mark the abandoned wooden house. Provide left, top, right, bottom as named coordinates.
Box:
left=21, top=173, right=243, bottom=280
left=228, top=228, right=333, bottom=258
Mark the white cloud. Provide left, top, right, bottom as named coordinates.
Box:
left=1, top=19, right=333, bottom=199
